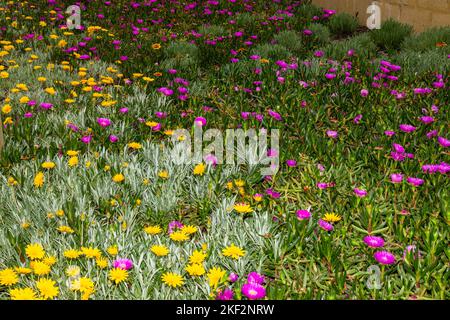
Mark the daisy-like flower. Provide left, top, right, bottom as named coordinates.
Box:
left=296, top=210, right=311, bottom=220
left=233, top=203, right=253, bottom=214
left=127, top=142, right=142, bottom=150
left=207, top=267, right=226, bottom=289
left=150, top=245, right=169, bottom=257
left=318, top=219, right=334, bottom=231
left=363, top=236, right=385, bottom=248
left=189, top=250, right=207, bottom=264
left=14, top=267, right=32, bottom=275
left=31, top=261, right=51, bottom=276
left=222, top=244, right=246, bottom=260
left=162, top=272, right=184, bottom=288
left=9, top=288, right=38, bottom=300
left=33, top=172, right=45, bottom=188
left=68, top=156, right=79, bottom=167
left=112, top=173, right=125, bottom=183
left=216, top=288, right=234, bottom=300
left=169, top=231, right=189, bottom=242
left=36, top=278, right=59, bottom=300
left=64, top=249, right=81, bottom=259
left=109, top=268, right=128, bottom=284
left=144, top=225, right=162, bottom=235
left=158, top=170, right=169, bottom=179
left=65, top=266, right=81, bottom=278
left=185, top=263, right=206, bottom=276
left=113, top=258, right=133, bottom=270
left=107, top=246, right=118, bottom=256
left=25, top=243, right=45, bottom=260
left=81, top=247, right=101, bottom=259
left=247, top=272, right=265, bottom=284
left=0, top=268, right=19, bottom=286
left=193, top=163, right=206, bottom=176
left=181, top=225, right=197, bottom=235
left=41, top=161, right=56, bottom=169
left=241, top=283, right=266, bottom=300
left=322, top=213, right=341, bottom=223
left=57, top=225, right=74, bottom=234
left=374, top=251, right=396, bottom=265
left=96, top=257, right=109, bottom=269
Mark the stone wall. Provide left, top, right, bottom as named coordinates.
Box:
left=311, top=0, right=450, bottom=32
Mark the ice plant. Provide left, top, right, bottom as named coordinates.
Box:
left=296, top=210, right=311, bottom=220
left=113, top=258, right=133, bottom=270
left=241, top=283, right=266, bottom=300
left=363, top=236, right=385, bottom=248
left=374, top=251, right=396, bottom=265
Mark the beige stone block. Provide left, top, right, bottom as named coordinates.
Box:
left=431, top=12, right=450, bottom=27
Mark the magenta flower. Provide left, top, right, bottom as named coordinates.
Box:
left=204, top=154, right=218, bottom=166
left=360, top=89, right=369, bottom=97
left=363, top=236, right=385, bottom=248
left=326, top=130, right=338, bottom=138
left=40, top=102, right=53, bottom=110
left=296, top=210, right=311, bottom=220
left=354, top=188, right=367, bottom=197
left=109, top=135, right=119, bottom=143
left=374, top=251, right=396, bottom=265
left=403, top=245, right=421, bottom=260
left=318, top=219, right=333, bottom=231
left=437, top=136, right=450, bottom=148
left=390, top=173, right=403, bottom=183
left=194, top=116, right=207, bottom=127
left=113, top=258, right=133, bottom=270
left=97, top=117, right=111, bottom=127
left=384, top=130, right=396, bottom=137
left=168, top=220, right=184, bottom=234
left=241, top=283, right=266, bottom=300
left=80, top=135, right=92, bottom=144
left=399, top=124, right=416, bottom=133
left=406, top=177, right=424, bottom=187
left=247, top=272, right=265, bottom=284
left=228, top=273, right=239, bottom=283
left=216, top=288, right=234, bottom=301
left=286, top=159, right=297, bottom=167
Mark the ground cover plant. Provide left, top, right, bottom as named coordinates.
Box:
left=0, top=0, right=449, bottom=300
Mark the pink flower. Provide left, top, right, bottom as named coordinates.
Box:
left=97, top=117, right=111, bottom=127
left=40, top=102, right=53, bottom=110
left=216, top=288, right=234, bottom=300
left=363, top=236, right=385, bottom=248
left=80, top=135, right=92, bottom=144
left=247, top=272, right=265, bottom=284
left=318, top=219, right=333, bottom=231
left=403, top=245, right=421, bottom=260
left=399, top=124, right=416, bottom=133
left=354, top=188, right=367, bottom=197
left=406, top=177, right=424, bottom=187
left=326, top=130, right=338, bottom=138
left=194, top=116, right=207, bottom=127
left=390, top=173, right=403, bottom=183
left=296, top=210, right=311, bottom=220
left=113, top=258, right=133, bottom=270
left=374, top=251, right=396, bottom=265
left=286, top=159, right=297, bottom=167
left=384, top=130, right=396, bottom=137
left=168, top=220, right=184, bottom=234
left=437, top=136, right=450, bottom=148
left=228, top=273, right=239, bottom=283
left=360, top=89, right=369, bottom=97
left=109, top=135, right=119, bottom=143
left=204, top=154, right=218, bottom=166
left=241, top=283, right=266, bottom=300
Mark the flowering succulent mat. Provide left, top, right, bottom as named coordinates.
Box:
left=0, top=1, right=449, bottom=300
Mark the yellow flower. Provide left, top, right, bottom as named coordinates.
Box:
left=150, top=245, right=169, bottom=257
left=234, top=179, right=245, bottom=187
left=0, top=268, right=19, bottom=286
left=64, top=249, right=81, bottom=259
left=185, top=264, right=205, bottom=277
left=1, top=104, right=12, bottom=114
left=25, top=243, right=45, bottom=260
left=144, top=225, right=162, bottom=235
left=33, top=172, right=45, bottom=188
left=68, top=156, right=79, bottom=167
left=193, top=163, right=206, bottom=176
left=107, top=245, right=118, bottom=256
left=169, top=231, right=189, bottom=242
left=0, top=71, right=9, bottom=79
left=207, top=267, right=226, bottom=289
left=104, top=165, right=111, bottom=172
left=7, top=177, right=18, bottom=186
left=112, top=173, right=125, bottom=183
left=36, top=278, right=59, bottom=300
left=233, top=203, right=253, bottom=214
left=152, top=43, right=161, bottom=50
left=161, top=272, right=184, bottom=288
left=67, top=150, right=78, bottom=156
left=32, top=261, right=51, bottom=276
left=96, top=257, right=109, bottom=269
left=127, top=142, right=142, bottom=150
left=323, top=213, right=342, bottom=223
left=158, top=170, right=169, bottom=179
left=43, top=256, right=57, bottom=266
left=44, top=87, right=56, bottom=95
left=253, top=194, right=263, bottom=202
left=109, top=268, right=128, bottom=284
left=9, top=288, right=38, bottom=300
left=56, top=210, right=64, bottom=217
left=181, top=225, right=197, bottom=235
left=222, top=244, right=245, bottom=260
left=57, top=225, right=74, bottom=234
left=71, top=277, right=94, bottom=295
left=42, top=161, right=56, bottom=169
left=189, top=250, right=207, bottom=264
left=81, top=247, right=101, bottom=259
left=14, top=267, right=32, bottom=275
left=65, top=266, right=80, bottom=278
